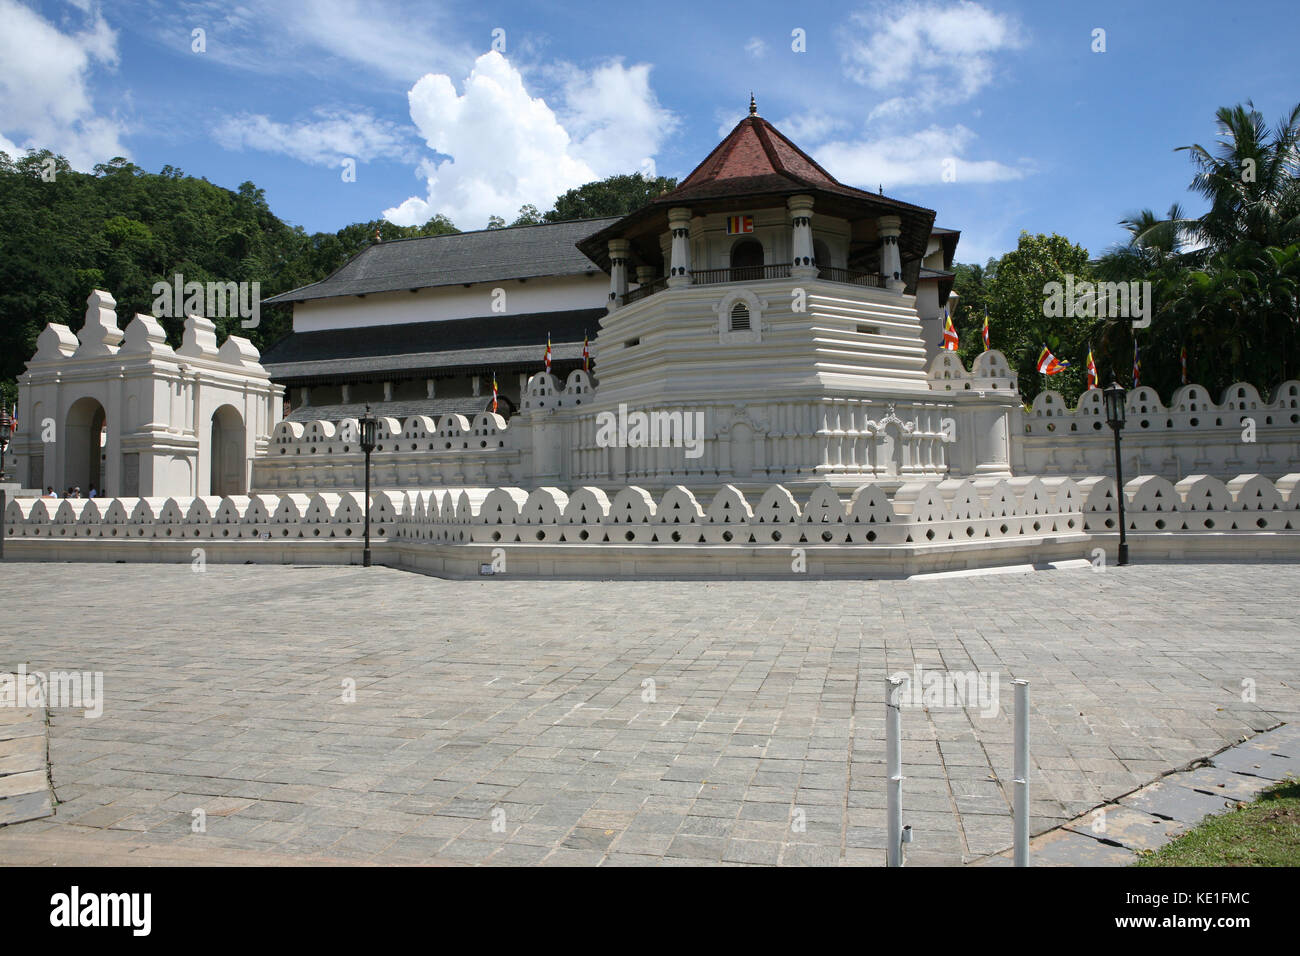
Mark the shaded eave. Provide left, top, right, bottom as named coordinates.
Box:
left=260, top=307, right=601, bottom=387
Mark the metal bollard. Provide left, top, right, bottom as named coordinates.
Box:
left=1013, top=679, right=1029, bottom=866
left=886, top=676, right=905, bottom=867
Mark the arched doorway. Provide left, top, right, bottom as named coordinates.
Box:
left=730, top=239, right=764, bottom=280
left=65, top=396, right=106, bottom=494
left=210, top=404, right=246, bottom=495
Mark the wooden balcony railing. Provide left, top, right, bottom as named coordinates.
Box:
left=690, top=264, right=792, bottom=285
left=816, top=267, right=883, bottom=287
left=620, top=277, right=668, bottom=305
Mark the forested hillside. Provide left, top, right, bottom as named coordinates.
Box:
left=0, top=149, right=673, bottom=405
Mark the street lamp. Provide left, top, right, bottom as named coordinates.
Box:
left=1102, top=381, right=1129, bottom=566
left=358, top=405, right=377, bottom=567
left=0, top=404, right=11, bottom=483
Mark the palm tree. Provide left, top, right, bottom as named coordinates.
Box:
left=1175, top=101, right=1300, bottom=256
left=1118, top=203, right=1189, bottom=267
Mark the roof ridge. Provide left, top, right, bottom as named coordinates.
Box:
left=376, top=214, right=619, bottom=245
left=749, top=118, right=791, bottom=182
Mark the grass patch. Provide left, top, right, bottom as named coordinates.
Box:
left=1136, top=778, right=1300, bottom=866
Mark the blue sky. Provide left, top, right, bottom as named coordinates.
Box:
left=3, top=0, right=1297, bottom=264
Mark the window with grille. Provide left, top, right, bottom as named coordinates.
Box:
left=729, top=302, right=751, bottom=331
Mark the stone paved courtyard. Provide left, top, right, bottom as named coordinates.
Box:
left=0, top=561, right=1296, bottom=866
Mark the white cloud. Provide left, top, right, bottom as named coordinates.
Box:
left=554, top=58, right=677, bottom=179
left=385, top=51, right=674, bottom=229
left=149, top=0, right=473, bottom=86
left=775, top=112, right=851, bottom=144
left=0, top=0, right=127, bottom=168
left=745, top=37, right=767, bottom=58
left=842, top=0, right=1025, bottom=116
left=815, top=124, right=1028, bottom=188
left=214, top=109, right=416, bottom=166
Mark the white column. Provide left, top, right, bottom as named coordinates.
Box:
left=789, top=194, right=817, bottom=279
left=341, top=383, right=351, bottom=403
left=426, top=378, right=435, bottom=398
left=472, top=375, right=481, bottom=397
left=636, top=265, right=656, bottom=286
left=383, top=381, right=394, bottom=402
left=607, top=238, right=630, bottom=310
left=878, top=215, right=904, bottom=291
left=667, top=207, right=693, bottom=287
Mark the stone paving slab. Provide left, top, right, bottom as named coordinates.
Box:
left=0, top=694, right=53, bottom=826
left=1062, top=804, right=1186, bottom=852
left=1018, top=828, right=1137, bottom=867
left=982, top=721, right=1296, bottom=866
left=1209, top=746, right=1297, bottom=781
left=0, top=562, right=1297, bottom=866
left=1119, top=779, right=1239, bottom=824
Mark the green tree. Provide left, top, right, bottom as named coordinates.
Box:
left=984, top=233, right=1097, bottom=403
left=544, top=173, right=677, bottom=222
left=1176, top=101, right=1300, bottom=255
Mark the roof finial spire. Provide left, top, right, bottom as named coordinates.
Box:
left=749, top=92, right=757, bottom=117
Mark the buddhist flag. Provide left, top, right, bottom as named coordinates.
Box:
left=981, top=307, right=990, bottom=351
left=544, top=332, right=552, bottom=373
left=943, top=310, right=959, bottom=351
left=1086, top=344, right=1099, bottom=390
left=1037, top=344, right=1070, bottom=375
left=1132, top=340, right=1141, bottom=387
left=1180, top=345, right=1188, bottom=385
left=583, top=333, right=590, bottom=372
left=492, top=373, right=499, bottom=414
left=726, top=215, right=754, bottom=235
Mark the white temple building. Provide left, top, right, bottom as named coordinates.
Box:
left=5, top=102, right=1299, bottom=577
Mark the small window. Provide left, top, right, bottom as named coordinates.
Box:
left=624, top=337, right=640, bottom=348
left=729, top=302, right=751, bottom=331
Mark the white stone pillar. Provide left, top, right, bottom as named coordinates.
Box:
left=426, top=378, right=435, bottom=398
left=341, top=383, right=351, bottom=403
left=789, top=194, right=817, bottom=279
left=667, top=207, right=693, bottom=287
left=383, top=381, right=394, bottom=402
left=607, top=238, right=630, bottom=310
left=878, top=215, right=904, bottom=291
left=301, top=386, right=311, bottom=407
left=472, top=375, right=481, bottom=397
left=636, top=265, right=656, bottom=286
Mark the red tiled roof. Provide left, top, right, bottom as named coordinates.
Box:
left=664, top=116, right=841, bottom=202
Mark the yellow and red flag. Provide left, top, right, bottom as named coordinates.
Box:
left=492, top=373, right=499, bottom=414
left=1180, top=345, right=1188, bottom=385
left=544, top=332, right=552, bottom=373
left=1037, top=344, right=1070, bottom=376
left=1086, top=344, right=1098, bottom=389
left=583, top=333, right=590, bottom=372
left=943, top=311, right=959, bottom=351
left=981, top=308, right=990, bottom=351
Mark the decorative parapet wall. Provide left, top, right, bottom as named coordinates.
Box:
left=9, top=474, right=1298, bottom=577
left=1017, top=382, right=1300, bottom=481
left=252, top=353, right=1024, bottom=494
left=254, top=411, right=520, bottom=490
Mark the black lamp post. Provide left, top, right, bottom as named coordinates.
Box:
left=1102, top=382, right=1129, bottom=566
left=358, top=406, right=377, bottom=567
left=0, top=405, right=11, bottom=483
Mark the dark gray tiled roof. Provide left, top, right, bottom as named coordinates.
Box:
left=264, top=218, right=618, bottom=304
left=261, top=308, right=601, bottom=383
